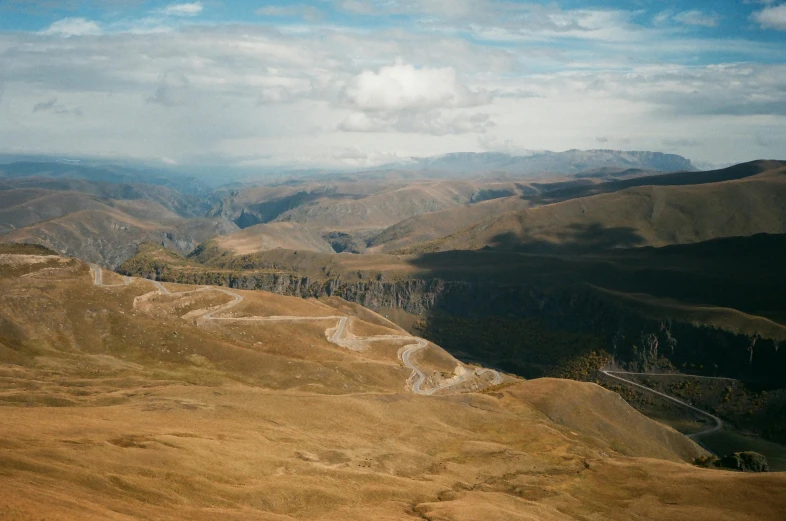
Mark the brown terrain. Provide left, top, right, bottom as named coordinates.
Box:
left=113, top=159, right=786, bottom=468
left=393, top=161, right=786, bottom=254
left=204, top=160, right=786, bottom=259
left=215, top=222, right=336, bottom=255
left=0, top=177, right=237, bottom=267
left=2, top=246, right=785, bottom=520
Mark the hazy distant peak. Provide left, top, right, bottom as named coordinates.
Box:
left=389, top=149, right=695, bottom=175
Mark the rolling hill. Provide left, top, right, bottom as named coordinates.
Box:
left=399, top=161, right=786, bottom=254
left=0, top=153, right=704, bottom=266
left=213, top=179, right=536, bottom=233
left=366, top=195, right=530, bottom=253
left=0, top=173, right=236, bottom=267
left=2, top=247, right=785, bottom=521
left=214, top=222, right=336, bottom=254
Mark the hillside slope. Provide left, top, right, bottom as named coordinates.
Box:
left=2, top=203, right=236, bottom=267
left=3, top=249, right=785, bottom=521
left=0, top=176, right=236, bottom=267
left=409, top=162, right=786, bottom=253
left=215, top=222, right=336, bottom=254
left=366, top=195, right=530, bottom=253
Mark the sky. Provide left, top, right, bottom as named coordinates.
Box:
left=0, top=1, right=785, bottom=170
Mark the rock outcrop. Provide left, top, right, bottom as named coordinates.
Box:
left=719, top=452, right=771, bottom=472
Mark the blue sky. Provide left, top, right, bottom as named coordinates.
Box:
left=0, top=1, right=785, bottom=168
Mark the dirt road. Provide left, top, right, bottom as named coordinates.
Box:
left=91, top=266, right=502, bottom=395
left=89, top=264, right=132, bottom=287
left=601, top=370, right=724, bottom=438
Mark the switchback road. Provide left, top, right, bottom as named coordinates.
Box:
left=601, top=370, right=724, bottom=439
left=91, top=266, right=502, bottom=396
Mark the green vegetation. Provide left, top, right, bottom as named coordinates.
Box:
left=414, top=314, right=609, bottom=380
left=0, top=243, right=58, bottom=256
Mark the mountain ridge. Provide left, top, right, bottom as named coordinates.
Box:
left=378, top=149, right=696, bottom=175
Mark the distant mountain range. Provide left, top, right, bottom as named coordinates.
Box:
left=382, top=149, right=696, bottom=176
left=0, top=161, right=209, bottom=194
left=1, top=149, right=696, bottom=184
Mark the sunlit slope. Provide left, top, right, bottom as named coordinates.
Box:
left=213, top=179, right=538, bottom=237
left=3, top=207, right=236, bottom=268
left=215, top=222, right=336, bottom=254
left=405, top=162, right=786, bottom=253
left=366, top=195, right=529, bottom=253
left=275, top=182, right=492, bottom=233
left=0, top=176, right=237, bottom=267
left=2, top=249, right=784, bottom=519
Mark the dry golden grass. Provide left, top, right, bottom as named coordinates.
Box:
left=1, top=255, right=785, bottom=520
left=216, top=222, right=335, bottom=255
left=366, top=195, right=529, bottom=253
left=414, top=164, right=786, bottom=253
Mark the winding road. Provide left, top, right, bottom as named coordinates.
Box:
left=91, top=266, right=502, bottom=395
left=601, top=369, right=724, bottom=439
left=89, top=264, right=132, bottom=287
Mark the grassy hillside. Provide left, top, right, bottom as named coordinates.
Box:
left=122, top=232, right=786, bottom=332
left=366, top=195, right=529, bottom=253
left=215, top=222, right=336, bottom=254
left=401, top=161, right=786, bottom=254
left=3, top=207, right=237, bottom=268
left=7, top=250, right=780, bottom=521
left=0, top=177, right=237, bottom=267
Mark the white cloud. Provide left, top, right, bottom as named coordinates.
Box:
left=343, top=61, right=488, bottom=112
left=256, top=4, right=324, bottom=21
left=339, top=110, right=493, bottom=135
left=3, top=9, right=786, bottom=168
left=337, top=60, right=493, bottom=135
left=160, top=2, right=203, bottom=17
left=336, top=0, right=378, bottom=15
left=41, top=18, right=102, bottom=37
left=673, top=10, right=720, bottom=27
left=338, top=1, right=644, bottom=44
left=752, top=4, right=786, bottom=29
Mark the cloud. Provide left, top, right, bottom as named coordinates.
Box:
left=654, top=9, right=719, bottom=28
left=339, top=110, right=494, bottom=135
left=752, top=4, right=786, bottom=30
left=673, top=10, right=720, bottom=27
left=337, top=60, right=493, bottom=135
left=330, top=146, right=405, bottom=167
left=477, top=134, right=528, bottom=155
left=343, top=61, right=488, bottom=112
left=336, top=1, right=641, bottom=42
left=147, top=84, right=177, bottom=106
left=662, top=138, right=701, bottom=147
left=516, top=63, right=786, bottom=117
left=2, top=9, right=785, bottom=167
left=32, top=97, right=82, bottom=116
left=159, top=2, right=203, bottom=17
left=146, top=75, right=190, bottom=107
left=594, top=136, right=630, bottom=145
left=336, top=0, right=378, bottom=15
left=32, top=98, right=58, bottom=113
left=256, top=4, right=324, bottom=21
left=41, top=17, right=102, bottom=36
left=257, top=85, right=313, bottom=105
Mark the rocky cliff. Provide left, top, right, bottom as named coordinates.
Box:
left=119, top=259, right=785, bottom=389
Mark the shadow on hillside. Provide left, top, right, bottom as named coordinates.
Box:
left=405, top=232, right=786, bottom=320
left=487, top=222, right=646, bottom=254
left=523, top=159, right=784, bottom=206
